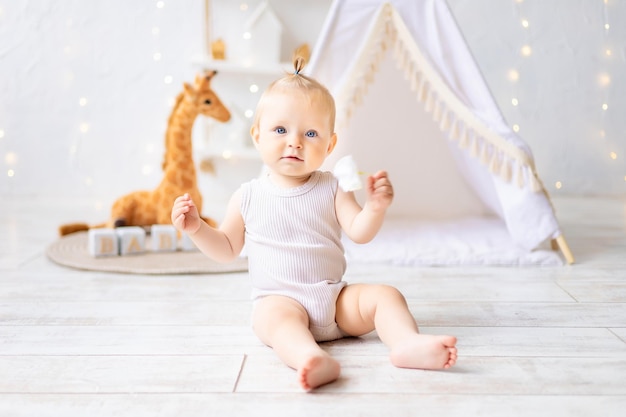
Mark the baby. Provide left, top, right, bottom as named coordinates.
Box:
left=171, top=56, right=457, bottom=391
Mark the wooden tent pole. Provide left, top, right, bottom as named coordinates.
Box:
left=552, top=234, right=575, bottom=265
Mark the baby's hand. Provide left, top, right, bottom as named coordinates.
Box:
left=366, top=171, right=394, bottom=212
left=171, top=193, right=202, bottom=234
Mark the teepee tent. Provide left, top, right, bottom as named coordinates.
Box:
left=307, top=0, right=573, bottom=266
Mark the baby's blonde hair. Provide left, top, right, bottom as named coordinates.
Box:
left=252, top=56, right=336, bottom=131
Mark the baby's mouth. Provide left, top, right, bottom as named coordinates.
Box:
left=282, top=155, right=303, bottom=161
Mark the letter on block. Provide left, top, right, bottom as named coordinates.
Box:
left=180, top=232, right=198, bottom=251
left=88, top=229, right=119, bottom=257
left=151, top=224, right=178, bottom=252
left=116, top=226, right=146, bottom=256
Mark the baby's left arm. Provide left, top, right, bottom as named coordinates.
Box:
left=336, top=170, right=394, bottom=244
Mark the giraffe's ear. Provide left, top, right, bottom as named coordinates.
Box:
left=183, top=82, right=194, bottom=97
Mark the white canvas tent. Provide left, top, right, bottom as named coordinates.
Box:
left=307, top=0, right=573, bottom=266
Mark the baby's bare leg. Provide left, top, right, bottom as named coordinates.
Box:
left=252, top=295, right=340, bottom=391
left=336, top=284, right=457, bottom=369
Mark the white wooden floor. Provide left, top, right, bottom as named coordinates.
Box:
left=1, top=195, right=626, bottom=417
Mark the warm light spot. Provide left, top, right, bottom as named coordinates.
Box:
left=79, top=123, right=90, bottom=133
left=156, top=1, right=165, bottom=9
left=605, top=23, right=610, bottom=30
left=164, top=75, right=173, bottom=84
left=245, top=109, right=254, bottom=118
left=243, top=32, right=252, bottom=40
left=602, top=103, right=608, bottom=111
left=520, top=45, right=532, bottom=57
left=598, top=73, right=611, bottom=87
left=610, top=152, right=618, bottom=160
left=5, top=152, right=17, bottom=165
left=79, top=97, right=88, bottom=106
left=555, top=181, right=562, bottom=189
left=606, top=48, right=612, bottom=56
left=511, top=98, right=519, bottom=106
left=507, top=69, right=520, bottom=82
left=513, top=124, right=520, bottom=132
left=142, top=165, right=153, bottom=175
left=521, top=19, right=529, bottom=28
left=7, top=169, right=15, bottom=178
left=515, top=0, right=524, bottom=3
left=240, top=3, right=249, bottom=11
left=600, top=129, right=606, bottom=138
left=153, top=52, right=162, bottom=61
left=0, top=129, right=4, bottom=138
left=249, top=84, right=259, bottom=93
left=222, top=150, right=233, bottom=159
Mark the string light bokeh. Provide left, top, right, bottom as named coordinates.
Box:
left=1, top=0, right=625, bottom=199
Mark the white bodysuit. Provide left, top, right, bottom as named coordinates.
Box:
left=240, top=171, right=348, bottom=342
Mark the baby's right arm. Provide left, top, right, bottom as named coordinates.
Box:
left=171, top=190, right=245, bottom=263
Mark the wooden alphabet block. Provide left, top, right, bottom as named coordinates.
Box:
left=116, top=226, right=146, bottom=256
left=88, top=229, right=119, bottom=257
left=150, top=224, right=178, bottom=252
left=180, top=232, right=198, bottom=251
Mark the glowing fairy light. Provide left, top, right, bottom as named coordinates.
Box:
left=513, top=124, right=520, bottom=132
left=602, top=103, right=608, bottom=111
left=79, top=123, right=90, bottom=133
left=222, top=150, right=233, bottom=159
left=156, top=1, right=165, bottom=9
left=164, top=75, right=173, bottom=84
left=610, top=152, right=617, bottom=160
left=521, top=19, right=529, bottom=28
left=5, top=152, right=17, bottom=165
left=555, top=181, right=562, bottom=189
left=79, top=97, right=87, bottom=106
left=0, top=129, right=4, bottom=138
left=520, top=45, right=532, bottom=57
left=245, top=109, right=254, bottom=118
left=249, top=84, right=259, bottom=93
left=511, top=98, right=519, bottom=106
left=240, top=3, right=249, bottom=11
left=598, top=73, right=611, bottom=87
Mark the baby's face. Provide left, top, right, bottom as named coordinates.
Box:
left=251, top=91, right=336, bottom=187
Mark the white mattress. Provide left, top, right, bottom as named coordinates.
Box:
left=342, top=217, right=563, bottom=266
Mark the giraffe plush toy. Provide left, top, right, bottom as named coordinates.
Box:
left=59, top=71, right=231, bottom=236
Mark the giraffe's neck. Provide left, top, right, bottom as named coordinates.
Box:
left=163, top=95, right=198, bottom=171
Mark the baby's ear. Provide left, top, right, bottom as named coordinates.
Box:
left=250, top=125, right=260, bottom=146
left=327, top=133, right=337, bottom=154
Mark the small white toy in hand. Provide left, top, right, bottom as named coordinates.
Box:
left=333, top=155, right=364, bottom=192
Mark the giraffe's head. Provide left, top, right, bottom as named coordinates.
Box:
left=183, top=71, right=231, bottom=123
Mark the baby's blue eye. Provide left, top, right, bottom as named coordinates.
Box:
left=275, top=127, right=286, bottom=134
left=305, top=130, right=317, bottom=138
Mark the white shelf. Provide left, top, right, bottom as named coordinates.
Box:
left=192, top=55, right=291, bottom=76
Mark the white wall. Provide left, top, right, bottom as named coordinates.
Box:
left=1, top=0, right=625, bottom=213
left=448, top=0, right=626, bottom=196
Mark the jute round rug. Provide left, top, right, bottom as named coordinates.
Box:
left=46, top=231, right=248, bottom=275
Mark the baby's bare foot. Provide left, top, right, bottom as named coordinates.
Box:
left=297, top=354, right=340, bottom=391
left=390, top=334, right=457, bottom=370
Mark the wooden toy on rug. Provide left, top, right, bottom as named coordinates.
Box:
left=88, top=225, right=196, bottom=257
left=59, top=71, right=231, bottom=236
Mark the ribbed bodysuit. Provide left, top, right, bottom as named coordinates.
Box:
left=240, top=171, right=348, bottom=342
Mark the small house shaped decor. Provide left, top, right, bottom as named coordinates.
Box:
left=243, top=1, right=283, bottom=66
